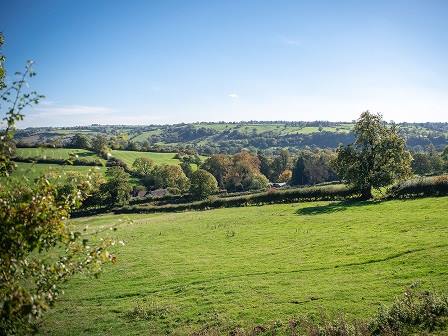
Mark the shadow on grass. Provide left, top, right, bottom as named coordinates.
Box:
left=296, top=199, right=380, bottom=216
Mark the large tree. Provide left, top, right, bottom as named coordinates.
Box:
left=334, top=111, right=412, bottom=199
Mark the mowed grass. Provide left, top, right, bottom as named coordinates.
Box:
left=40, top=197, right=448, bottom=335
left=15, top=147, right=102, bottom=161
left=111, top=150, right=181, bottom=166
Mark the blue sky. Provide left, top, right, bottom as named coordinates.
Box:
left=1, top=0, right=448, bottom=127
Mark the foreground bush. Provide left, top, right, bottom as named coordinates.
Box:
left=388, top=175, right=448, bottom=199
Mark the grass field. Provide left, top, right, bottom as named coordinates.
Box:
left=40, top=197, right=448, bottom=335
left=15, top=147, right=102, bottom=161
left=8, top=162, right=106, bottom=181
left=111, top=150, right=181, bottom=166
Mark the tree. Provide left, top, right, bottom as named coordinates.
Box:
left=69, top=133, right=91, bottom=149
left=277, top=169, right=292, bottom=183
left=189, top=169, right=218, bottom=198
left=201, top=154, right=232, bottom=188
left=132, top=157, right=155, bottom=177
left=258, top=152, right=273, bottom=181
left=246, top=173, right=269, bottom=190
left=91, top=134, right=110, bottom=159
left=101, top=166, right=132, bottom=206
left=180, top=160, right=194, bottom=178
left=270, top=149, right=290, bottom=182
left=0, top=46, right=116, bottom=334
left=1, top=59, right=43, bottom=176
left=153, top=164, right=190, bottom=192
left=291, top=156, right=307, bottom=185
left=334, top=111, right=412, bottom=199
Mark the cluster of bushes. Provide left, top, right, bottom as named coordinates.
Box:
left=388, top=175, right=448, bottom=199
left=411, top=144, right=448, bottom=176
left=115, top=184, right=360, bottom=214
left=13, top=156, right=104, bottom=166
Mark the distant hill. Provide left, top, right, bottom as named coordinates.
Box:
left=15, top=121, right=448, bottom=154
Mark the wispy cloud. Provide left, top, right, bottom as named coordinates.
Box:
left=33, top=104, right=114, bottom=117
left=280, top=36, right=301, bottom=46
left=228, top=93, right=239, bottom=99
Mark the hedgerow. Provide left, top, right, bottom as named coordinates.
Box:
left=388, top=175, right=448, bottom=199
left=115, top=184, right=360, bottom=214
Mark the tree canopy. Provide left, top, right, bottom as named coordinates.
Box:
left=334, top=111, right=412, bottom=199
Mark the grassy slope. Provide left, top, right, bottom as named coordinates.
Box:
left=40, top=197, right=448, bottom=335
left=10, top=162, right=106, bottom=181
left=15, top=147, right=102, bottom=161
left=111, top=150, right=181, bottom=166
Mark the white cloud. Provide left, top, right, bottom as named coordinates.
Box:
left=280, top=36, right=301, bottom=46
left=33, top=104, right=114, bottom=117
left=228, top=93, right=239, bottom=99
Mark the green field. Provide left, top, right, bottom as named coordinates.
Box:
left=111, top=150, right=182, bottom=166
left=15, top=147, right=102, bottom=162
left=40, top=197, right=448, bottom=335
left=9, top=162, right=106, bottom=181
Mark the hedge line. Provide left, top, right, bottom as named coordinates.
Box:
left=115, top=184, right=360, bottom=214
left=388, top=175, right=448, bottom=199
left=13, top=156, right=104, bottom=167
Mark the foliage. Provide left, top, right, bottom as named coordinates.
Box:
left=0, top=46, right=116, bottom=334
left=334, top=111, right=412, bottom=199
left=411, top=145, right=445, bottom=176
left=201, top=154, right=232, bottom=188
left=91, top=134, right=111, bottom=159
left=0, top=33, right=4, bottom=90
left=0, top=176, right=117, bottom=334
left=117, top=184, right=359, bottom=214
left=153, top=164, right=190, bottom=192
left=1, top=60, right=44, bottom=176
left=69, top=133, right=91, bottom=149
left=270, top=149, right=290, bottom=182
left=189, top=169, right=219, bottom=199
left=180, top=160, right=194, bottom=178
left=291, top=149, right=337, bottom=186
left=101, top=166, right=132, bottom=206
left=277, top=169, right=292, bottom=183
left=132, top=157, right=155, bottom=177
left=388, top=174, right=448, bottom=199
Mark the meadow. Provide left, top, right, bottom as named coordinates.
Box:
left=9, top=162, right=106, bottom=181
left=15, top=147, right=102, bottom=162
left=39, top=196, right=448, bottom=335
left=111, top=150, right=182, bottom=166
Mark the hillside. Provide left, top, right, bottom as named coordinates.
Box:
left=15, top=121, right=448, bottom=154
left=39, top=197, right=448, bottom=335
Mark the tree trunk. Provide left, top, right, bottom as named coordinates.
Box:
left=360, top=186, right=373, bottom=200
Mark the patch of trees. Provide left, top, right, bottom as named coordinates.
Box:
left=290, top=149, right=338, bottom=186
left=201, top=151, right=269, bottom=192
left=411, top=145, right=447, bottom=176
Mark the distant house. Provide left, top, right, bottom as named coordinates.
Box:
left=150, top=188, right=170, bottom=197
left=268, top=182, right=287, bottom=188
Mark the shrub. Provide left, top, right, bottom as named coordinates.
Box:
left=115, top=184, right=360, bottom=214
left=388, top=175, right=448, bottom=199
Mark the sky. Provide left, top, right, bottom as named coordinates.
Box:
left=1, top=0, right=448, bottom=127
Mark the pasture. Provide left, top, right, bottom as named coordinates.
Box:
left=40, top=197, right=448, bottom=335
left=111, top=150, right=181, bottom=166
left=15, top=147, right=103, bottom=162
left=8, top=162, right=106, bottom=181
